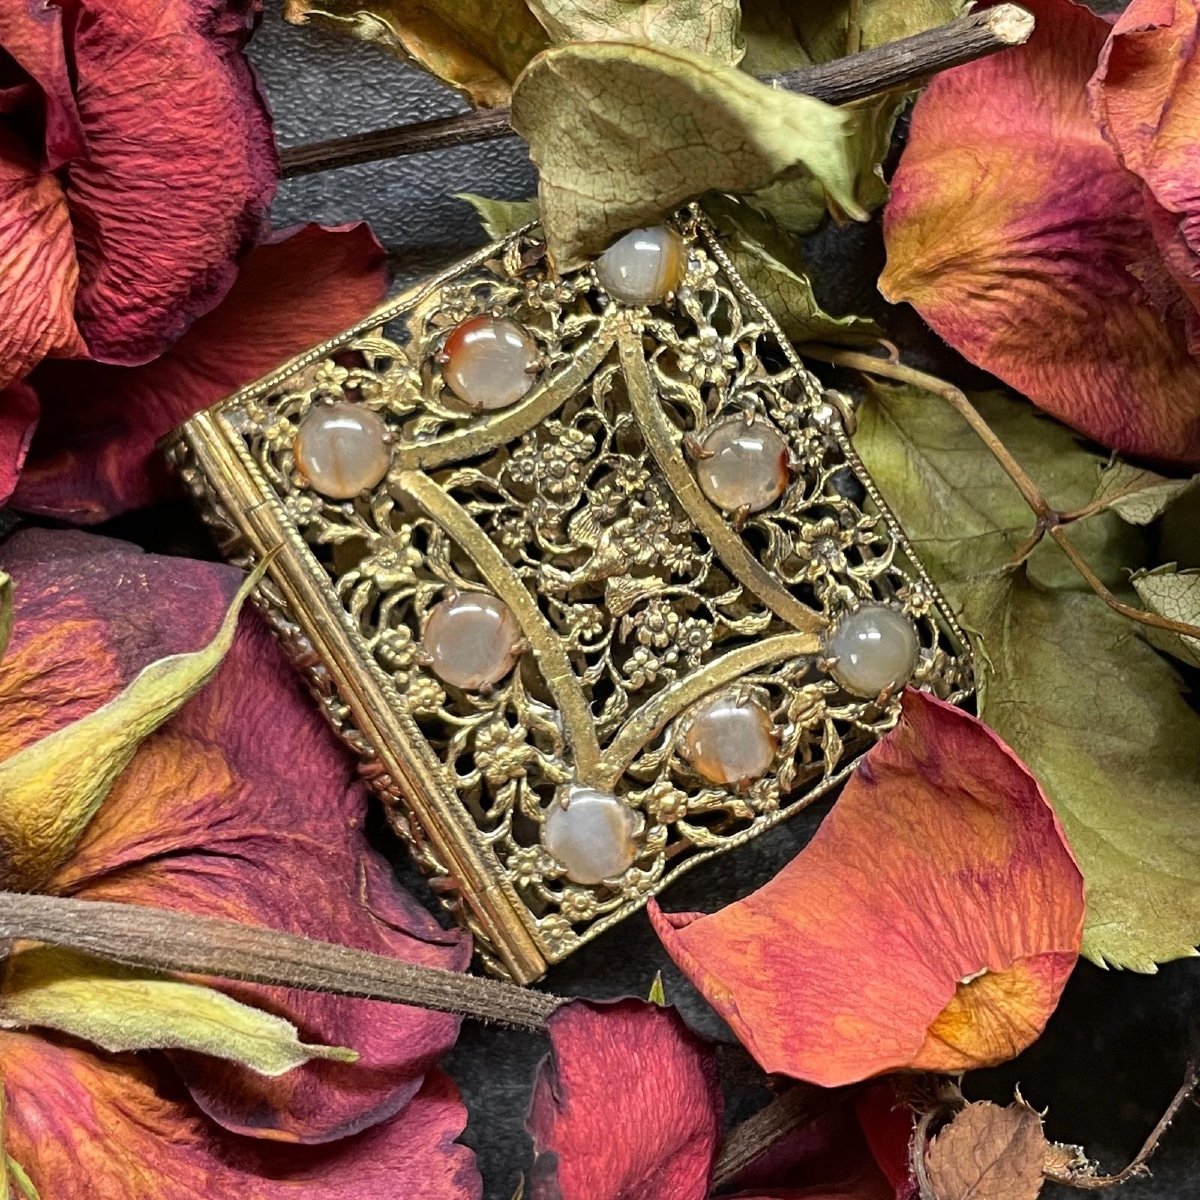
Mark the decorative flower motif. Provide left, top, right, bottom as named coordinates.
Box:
left=357, top=530, right=423, bottom=591
left=678, top=616, right=715, bottom=665
left=433, top=283, right=477, bottom=324
left=312, top=360, right=349, bottom=396
left=284, top=490, right=323, bottom=526
left=262, top=414, right=296, bottom=450
left=403, top=674, right=446, bottom=716
left=623, top=645, right=667, bottom=690
left=654, top=530, right=701, bottom=577
left=507, top=421, right=596, bottom=502
left=640, top=779, right=691, bottom=824
left=375, top=625, right=418, bottom=674
left=793, top=514, right=874, bottom=582
left=558, top=887, right=599, bottom=922
left=675, top=324, right=739, bottom=387
left=473, top=718, right=534, bottom=786
left=561, top=602, right=605, bottom=644
left=505, top=845, right=548, bottom=889
left=631, top=597, right=679, bottom=650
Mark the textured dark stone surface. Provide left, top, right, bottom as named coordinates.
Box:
left=236, top=10, right=1200, bottom=1196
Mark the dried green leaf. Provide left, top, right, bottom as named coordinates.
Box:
left=706, top=196, right=879, bottom=344
left=1089, top=461, right=1200, bottom=526
left=741, top=0, right=967, bottom=74
left=1132, top=565, right=1200, bottom=668
left=853, top=384, right=1145, bottom=606
left=647, top=972, right=667, bottom=1005
left=0, top=946, right=357, bottom=1076
left=457, top=193, right=539, bottom=242
left=4, top=1159, right=36, bottom=1200
left=0, top=561, right=265, bottom=891
left=527, top=0, right=744, bottom=65
left=0, top=573, right=10, bottom=664
left=926, top=1101, right=1047, bottom=1200
left=964, top=570, right=1200, bottom=970
left=282, top=0, right=548, bottom=107
left=510, top=40, right=866, bottom=266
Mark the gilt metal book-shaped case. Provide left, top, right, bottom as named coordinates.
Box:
left=166, top=209, right=973, bottom=983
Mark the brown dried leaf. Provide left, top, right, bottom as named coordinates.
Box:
left=528, top=0, right=745, bottom=65
left=926, top=1101, right=1047, bottom=1200
left=1089, top=461, right=1199, bottom=526
left=282, top=0, right=548, bottom=107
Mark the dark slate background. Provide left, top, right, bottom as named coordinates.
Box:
left=210, top=9, right=1200, bottom=1196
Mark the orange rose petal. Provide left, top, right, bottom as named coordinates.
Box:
left=526, top=998, right=722, bottom=1200
left=13, top=222, right=388, bottom=522
left=881, top=0, right=1200, bottom=465
left=651, top=692, right=1084, bottom=1087
left=0, top=1031, right=480, bottom=1200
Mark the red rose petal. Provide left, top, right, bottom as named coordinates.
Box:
left=652, top=692, right=1084, bottom=1087
left=881, top=0, right=1200, bottom=465
left=527, top=998, right=722, bottom=1200
left=63, top=0, right=277, bottom=364
left=0, top=529, right=470, bottom=1144
left=13, top=221, right=388, bottom=522
left=0, top=383, right=40, bottom=504
left=1, top=1031, right=480, bottom=1200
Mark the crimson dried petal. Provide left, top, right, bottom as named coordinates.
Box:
left=527, top=998, right=722, bottom=1200
left=13, top=222, right=388, bottom=523
left=1, top=1035, right=481, bottom=1200
left=0, top=129, right=84, bottom=393
left=653, top=692, right=1084, bottom=1087
left=0, top=529, right=470, bottom=1143
left=881, top=0, right=1200, bottom=465
left=61, top=0, right=277, bottom=364
left=0, top=384, right=41, bottom=505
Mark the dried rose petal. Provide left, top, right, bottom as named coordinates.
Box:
left=0, top=384, right=40, bottom=505
left=1, top=1033, right=480, bottom=1200
left=881, top=0, right=1200, bottom=465
left=13, top=222, right=388, bottom=523
left=61, top=0, right=277, bottom=364
left=0, top=130, right=85, bottom=392
left=0, top=529, right=469, bottom=1143
left=1091, top=0, right=1200, bottom=347
left=653, top=692, right=1084, bottom=1086
left=527, top=998, right=722, bottom=1200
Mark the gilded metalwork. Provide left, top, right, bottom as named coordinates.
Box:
left=166, top=209, right=972, bottom=982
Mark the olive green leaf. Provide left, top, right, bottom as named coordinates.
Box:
left=527, top=0, right=744, bottom=65
left=4, top=1159, right=36, bottom=1200
left=510, top=40, right=866, bottom=266
left=0, top=947, right=356, bottom=1075
left=1131, top=566, right=1200, bottom=669
left=0, top=561, right=266, bottom=892
left=1088, top=461, right=1200, bottom=526
left=647, top=972, right=667, bottom=1006
left=853, top=384, right=1145, bottom=607
left=282, top=0, right=548, bottom=107
left=741, top=0, right=967, bottom=75
left=457, top=194, right=539, bottom=241
left=0, top=573, right=11, bottom=664
left=706, top=196, right=879, bottom=344
left=964, top=570, right=1200, bottom=970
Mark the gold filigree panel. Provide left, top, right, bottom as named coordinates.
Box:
left=169, top=209, right=972, bottom=981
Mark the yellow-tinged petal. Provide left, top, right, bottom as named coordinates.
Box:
left=0, top=559, right=267, bottom=891
left=0, top=946, right=355, bottom=1076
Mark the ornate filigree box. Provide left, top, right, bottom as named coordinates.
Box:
left=166, top=210, right=972, bottom=983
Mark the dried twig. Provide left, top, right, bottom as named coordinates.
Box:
left=711, top=1084, right=835, bottom=1187
left=0, top=890, right=561, bottom=1031
left=799, top=345, right=1200, bottom=642
left=278, top=5, right=1034, bottom=178
left=1044, top=1058, right=1200, bottom=1190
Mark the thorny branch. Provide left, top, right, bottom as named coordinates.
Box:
left=799, top=345, right=1200, bottom=643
